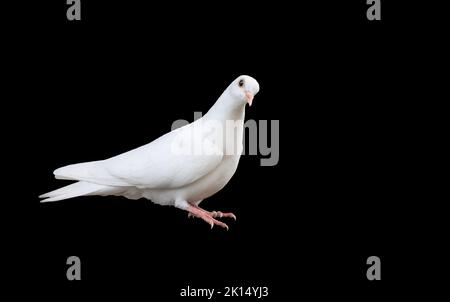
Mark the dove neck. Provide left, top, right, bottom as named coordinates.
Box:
left=204, top=91, right=245, bottom=121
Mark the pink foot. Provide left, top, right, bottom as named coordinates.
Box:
left=210, top=211, right=237, bottom=220
left=186, top=204, right=234, bottom=230
left=188, top=210, right=236, bottom=220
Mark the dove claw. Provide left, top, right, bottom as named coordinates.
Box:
left=210, top=211, right=236, bottom=220
left=186, top=204, right=234, bottom=230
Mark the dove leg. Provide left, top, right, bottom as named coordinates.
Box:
left=183, top=204, right=229, bottom=230
left=191, top=204, right=237, bottom=220
left=175, top=200, right=230, bottom=230
left=210, top=210, right=237, bottom=220
left=187, top=205, right=229, bottom=230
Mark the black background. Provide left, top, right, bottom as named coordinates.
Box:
left=5, top=0, right=446, bottom=300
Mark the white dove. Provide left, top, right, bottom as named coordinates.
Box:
left=40, top=75, right=260, bottom=230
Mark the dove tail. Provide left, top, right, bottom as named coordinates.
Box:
left=39, top=181, right=114, bottom=203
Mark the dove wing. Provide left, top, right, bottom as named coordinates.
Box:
left=54, top=122, right=224, bottom=189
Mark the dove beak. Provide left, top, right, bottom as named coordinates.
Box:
left=245, top=91, right=254, bottom=106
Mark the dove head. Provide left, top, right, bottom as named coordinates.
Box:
left=228, top=75, right=260, bottom=107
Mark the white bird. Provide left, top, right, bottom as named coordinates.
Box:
left=40, top=75, right=260, bottom=230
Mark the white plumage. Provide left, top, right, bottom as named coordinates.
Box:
left=40, top=75, right=260, bottom=229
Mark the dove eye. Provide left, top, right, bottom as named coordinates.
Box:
left=238, top=79, right=244, bottom=87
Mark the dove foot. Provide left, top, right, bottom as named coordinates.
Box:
left=188, top=210, right=236, bottom=220
left=186, top=204, right=230, bottom=230
left=191, top=203, right=236, bottom=220
left=210, top=211, right=237, bottom=220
